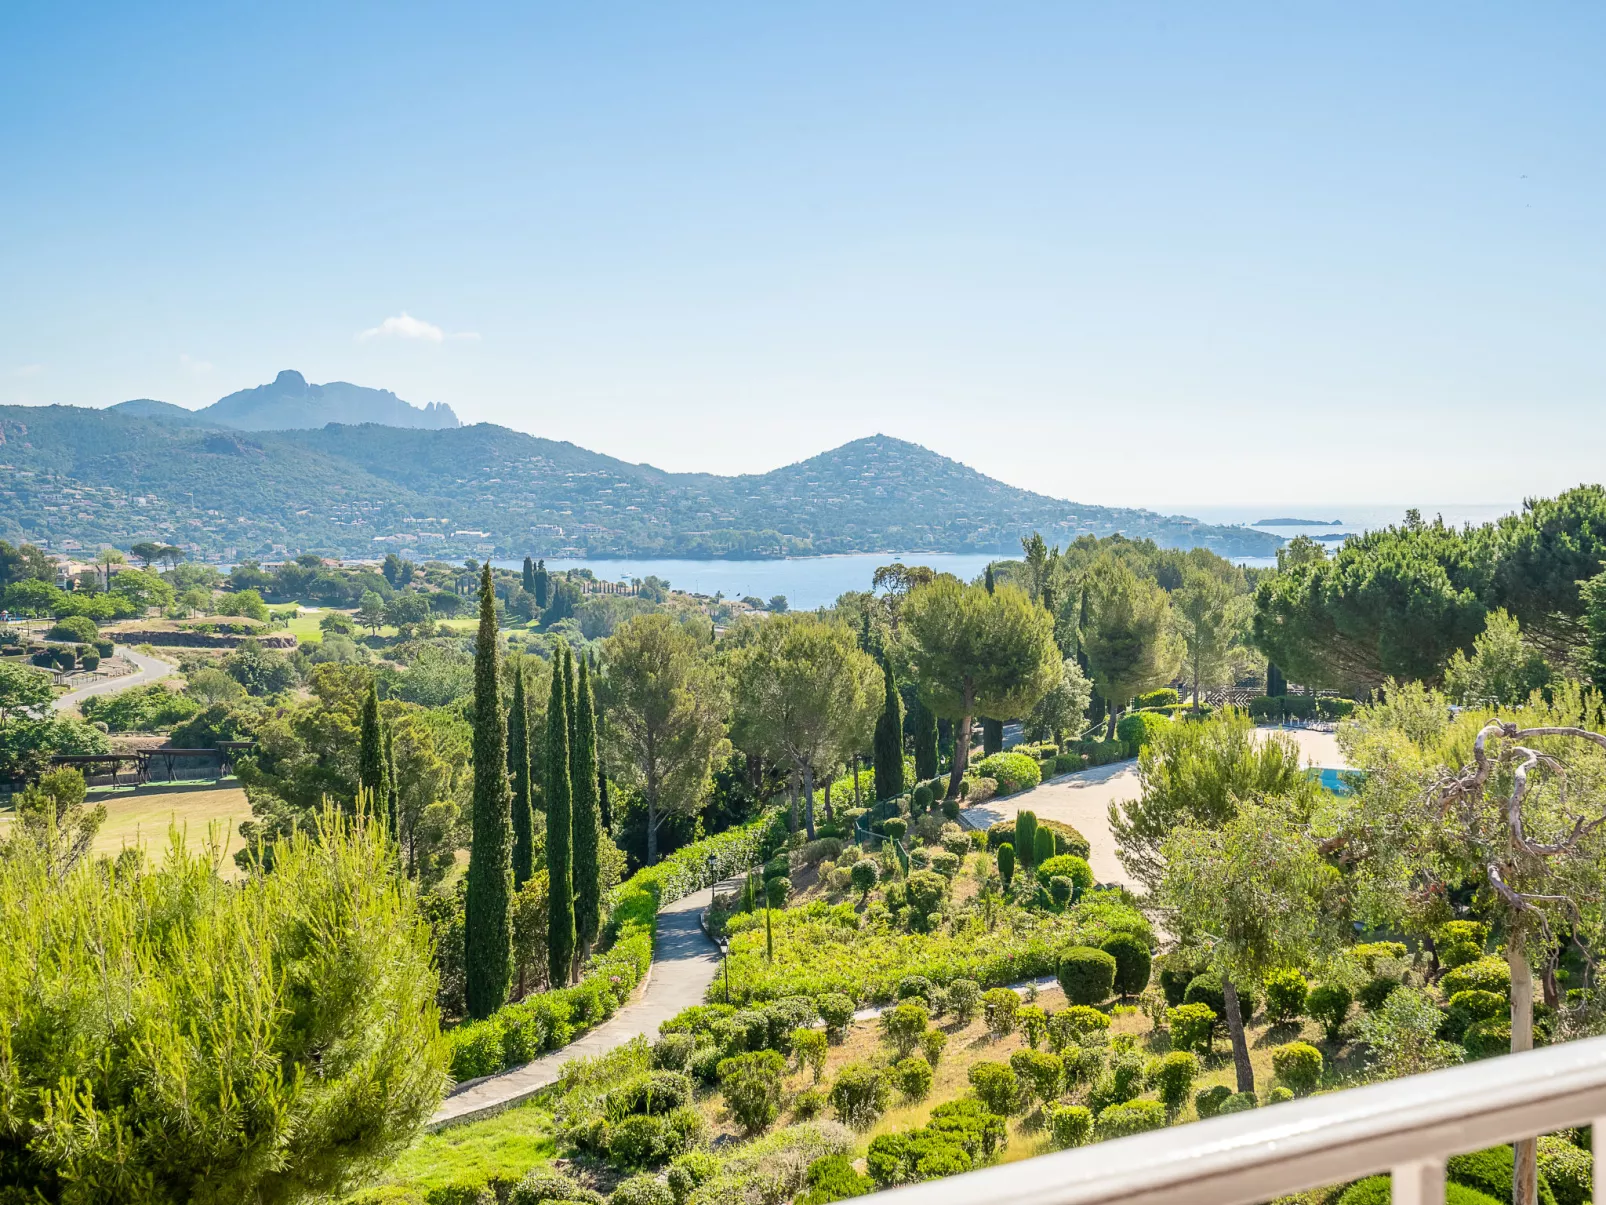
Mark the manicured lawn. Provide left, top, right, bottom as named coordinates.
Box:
left=0, top=783, right=253, bottom=876
left=375, top=1101, right=556, bottom=1193
left=283, top=609, right=332, bottom=644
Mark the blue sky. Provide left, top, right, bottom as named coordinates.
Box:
left=2, top=3, right=1602, bottom=509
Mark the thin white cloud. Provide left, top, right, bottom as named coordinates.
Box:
left=11, top=363, right=43, bottom=377
left=357, top=312, right=479, bottom=343
left=180, top=353, right=214, bottom=375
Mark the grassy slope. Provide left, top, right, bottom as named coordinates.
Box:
left=0, top=784, right=253, bottom=876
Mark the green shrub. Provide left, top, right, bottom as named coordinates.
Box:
left=1440, top=940, right=1485, bottom=970
left=1463, top=1018, right=1513, bottom=1059
left=947, top=979, right=981, bottom=1023
left=1443, top=957, right=1511, bottom=999
left=1037, top=854, right=1094, bottom=896
left=1102, top=933, right=1152, bottom=998
left=919, top=1028, right=947, bottom=1067
left=848, top=860, right=878, bottom=898
left=967, top=1061, right=1021, bottom=1116
left=1194, top=1084, right=1233, bottom=1118
left=1219, top=1092, right=1258, bottom=1114
left=1272, top=1041, right=1323, bottom=1095
left=717, top=1050, right=787, bottom=1134
left=798, top=1155, right=875, bottom=1204
left=817, top=993, right=855, bottom=1041
left=1536, top=1133, right=1592, bottom=1205
left=47, top=615, right=99, bottom=643
left=1115, top=710, right=1171, bottom=753
left=1348, top=941, right=1408, bottom=972
left=1010, top=1048, right=1064, bottom=1103
left=975, top=752, right=1041, bottom=795
left=1095, top=1098, right=1167, bottom=1139
left=791, top=1087, right=827, bottom=1120
left=652, top=1033, right=696, bottom=1071
left=912, top=785, right=934, bottom=812
left=996, top=842, right=1015, bottom=890
left=1445, top=990, right=1506, bottom=1042
left=1134, top=688, right=1181, bottom=709
left=1053, top=753, right=1081, bottom=774
left=982, top=987, right=1019, bottom=1037
left=610, top=1175, right=674, bottom=1205
left=880, top=817, right=907, bottom=841
left=1147, top=1050, right=1199, bottom=1114
left=1167, top=1003, right=1217, bottom=1053
left=1061, top=1044, right=1106, bottom=1089
left=509, top=1170, right=605, bottom=1205
left=1447, top=1144, right=1559, bottom=1205
left=1046, top=1103, right=1094, bottom=1149
left=1058, top=946, right=1117, bottom=1005
left=1158, top=955, right=1204, bottom=1006
left=1336, top=1178, right=1505, bottom=1205
left=1264, top=968, right=1309, bottom=1023
left=792, top=1028, right=828, bottom=1081
left=1034, top=826, right=1054, bottom=868
left=930, top=850, right=960, bottom=878
left=1017, top=1004, right=1048, bottom=1049
left=1436, top=920, right=1491, bottom=950
left=1266, top=1085, right=1295, bottom=1104
left=1048, top=1004, right=1110, bottom=1050
left=892, top=1055, right=934, bottom=1102
left=1359, top=974, right=1402, bottom=1011
left=1184, top=971, right=1258, bottom=1024
left=1307, top=983, right=1353, bottom=1042
left=829, top=1062, right=891, bottom=1130
left=985, top=817, right=1090, bottom=859
left=666, top=1152, right=718, bottom=1205
left=879, top=1001, right=930, bottom=1059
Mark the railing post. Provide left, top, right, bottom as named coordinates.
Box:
left=1393, top=1160, right=1446, bottom=1205
left=1595, top=1120, right=1604, bottom=1205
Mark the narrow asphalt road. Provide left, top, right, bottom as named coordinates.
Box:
left=52, top=645, right=174, bottom=712
left=961, top=725, right=1350, bottom=892
left=428, top=885, right=724, bottom=1130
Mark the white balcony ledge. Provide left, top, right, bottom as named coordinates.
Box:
left=863, top=1035, right=1606, bottom=1205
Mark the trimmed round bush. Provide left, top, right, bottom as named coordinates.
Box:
left=919, top=1028, right=947, bottom=1067
left=1337, top=1179, right=1507, bottom=1205
left=1058, top=946, right=1117, bottom=1006
left=892, top=1055, right=934, bottom=1102
left=765, top=876, right=791, bottom=908
left=1115, top=710, right=1171, bottom=753
left=931, top=850, right=961, bottom=878
left=1266, top=1086, right=1295, bottom=1105
left=849, top=860, right=878, bottom=898
left=791, top=1086, right=827, bottom=1120
left=976, top=751, right=1042, bottom=795
left=1036, top=854, right=1094, bottom=896
left=1194, top=1084, right=1233, bottom=1119
left=1463, top=1018, right=1513, bottom=1059
left=947, top=979, right=981, bottom=1023
left=1440, top=940, right=1484, bottom=970
left=1358, top=974, right=1401, bottom=1012
left=1048, top=1005, right=1110, bottom=1050
left=1095, top=1098, right=1167, bottom=1139
left=1169, top=1002, right=1214, bottom=1053
left=1101, top=933, right=1153, bottom=998
left=610, top=1175, right=674, bottom=1205
left=829, top=1062, right=891, bottom=1130
left=1184, top=972, right=1258, bottom=1023
left=912, top=785, right=934, bottom=812
left=1535, top=1134, right=1592, bottom=1205
left=879, top=1001, right=930, bottom=1060
left=652, top=1033, right=695, bottom=1071
left=1048, top=875, right=1074, bottom=907
left=800, top=1155, right=875, bottom=1204
left=1448, top=1144, right=1560, bottom=1205
left=1443, top=956, right=1511, bottom=999
left=1307, top=983, right=1353, bottom=1042
left=816, top=992, right=855, bottom=1040
left=1158, top=955, right=1205, bottom=1006
left=1010, top=1048, right=1064, bottom=1103
left=967, top=1061, right=1021, bottom=1116
left=717, top=1050, right=786, bottom=1134
left=881, top=817, right=907, bottom=841
left=1264, top=969, right=1309, bottom=1024
left=1445, top=990, right=1506, bottom=1042
left=1271, top=1042, right=1323, bottom=1095
left=48, top=615, right=99, bottom=643
left=896, top=975, right=934, bottom=1001
left=1218, top=1092, right=1258, bottom=1115
left=1147, top=1050, right=1199, bottom=1114
left=1046, top=1104, right=1094, bottom=1150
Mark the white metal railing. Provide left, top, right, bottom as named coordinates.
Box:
left=865, top=1035, right=1606, bottom=1205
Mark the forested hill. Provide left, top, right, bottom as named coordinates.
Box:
left=0, top=405, right=1282, bottom=561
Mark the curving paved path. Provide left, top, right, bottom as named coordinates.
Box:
left=428, top=885, right=724, bottom=1130
left=961, top=725, right=1351, bottom=892
left=52, top=645, right=174, bottom=711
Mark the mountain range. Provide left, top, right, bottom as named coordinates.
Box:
left=111, top=370, right=459, bottom=431
left=0, top=380, right=1282, bottom=562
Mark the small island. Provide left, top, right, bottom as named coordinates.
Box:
left=1252, top=517, right=1343, bottom=526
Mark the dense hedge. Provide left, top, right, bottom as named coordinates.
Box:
left=1114, top=710, right=1171, bottom=753
left=972, top=751, right=1041, bottom=795
left=985, top=817, right=1090, bottom=860
left=444, top=813, right=777, bottom=1080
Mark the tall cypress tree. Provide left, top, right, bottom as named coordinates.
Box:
left=522, top=555, right=536, bottom=595
left=358, top=678, right=387, bottom=809
left=546, top=644, right=576, bottom=987
left=1266, top=661, right=1287, bottom=698
left=508, top=662, right=535, bottom=887
left=596, top=709, right=613, bottom=831
left=982, top=718, right=1004, bottom=756
left=911, top=695, right=939, bottom=780
left=384, top=720, right=399, bottom=837
left=465, top=564, right=514, bottom=1019
left=571, top=658, right=603, bottom=959
left=534, top=560, right=550, bottom=609
left=984, top=564, right=996, bottom=594
left=873, top=659, right=904, bottom=801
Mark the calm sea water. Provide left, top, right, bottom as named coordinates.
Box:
left=494, top=502, right=1524, bottom=608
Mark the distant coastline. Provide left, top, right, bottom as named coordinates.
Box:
left=1252, top=517, right=1342, bottom=526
